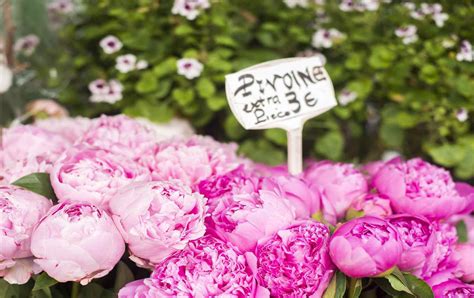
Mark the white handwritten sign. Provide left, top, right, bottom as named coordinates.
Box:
left=225, top=57, right=337, bottom=175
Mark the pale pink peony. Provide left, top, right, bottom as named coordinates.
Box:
left=50, top=146, right=150, bottom=210
left=453, top=244, right=474, bottom=282
left=304, top=161, right=368, bottom=224
left=329, top=216, right=402, bottom=278
left=351, top=193, right=392, bottom=218
left=139, top=236, right=264, bottom=297
left=30, top=202, right=125, bottom=285
left=373, top=158, right=468, bottom=219
left=0, top=125, right=70, bottom=184
left=109, top=181, right=207, bottom=267
left=0, top=185, right=52, bottom=284
left=34, top=117, right=91, bottom=143
left=140, top=135, right=245, bottom=187
left=256, top=220, right=334, bottom=297
left=118, top=279, right=152, bottom=298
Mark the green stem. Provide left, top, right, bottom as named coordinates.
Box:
left=71, top=282, right=80, bottom=298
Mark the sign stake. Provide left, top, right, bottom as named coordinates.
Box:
left=287, top=126, right=303, bottom=175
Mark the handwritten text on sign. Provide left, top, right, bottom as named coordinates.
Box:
left=225, top=57, right=337, bottom=130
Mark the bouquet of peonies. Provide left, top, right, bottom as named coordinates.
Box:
left=1, top=114, right=473, bottom=298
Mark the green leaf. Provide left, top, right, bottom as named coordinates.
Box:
left=32, top=273, right=57, bottom=292
left=79, top=283, right=115, bottom=298
left=172, top=89, right=195, bottom=107
left=379, top=123, right=404, bottom=148
left=419, top=64, right=439, bottom=85
left=113, top=261, right=134, bottom=293
left=239, top=139, right=285, bottom=165
left=456, top=220, right=468, bottom=243
left=428, top=144, right=466, bottom=167
left=136, top=72, right=158, bottom=94
left=315, top=130, right=344, bottom=160
left=335, top=272, right=347, bottom=298
left=12, top=173, right=58, bottom=202
left=152, top=57, right=177, bottom=78
left=196, top=78, right=216, bottom=98
left=348, top=278, right=362, bottom=298
left=0, top=278, right=33, bottom=298
left=403, top=273, right=434, bottom=298
left=264, top=129, right=287, bottom=146
left=224, top=115, right=246, bottom=140
left=384, top=274, right=413, bottom=294
left=206, top=96, right=227, bottom=111
left=347, top=78, right=373, bottom=99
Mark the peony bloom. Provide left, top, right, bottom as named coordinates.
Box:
left=0, top=185, right=52, bottom=284
left=109, top=181, right=207, bottom=267
left=99, top=35, right=123, bottom=54
left=30, top=202, right=125, bottom=285
left=134, top=117, right=194, bottom=141
left=142, top=236, right=263, bottom=297
left=395, top=25, right=418, bottom=44
left=34, top=117, right=92, bottom=143
left=372, top=158, right=468, bottom=219
left=256, top=220, right=334, bottom=297
left=351, top=193, right=392, bottom=218
left=81, top=114, right=157, bottom=159
left=118, top=279, right=152, bottom=298
left=171, top=0, right=210, bottom=20
left=140, top=135, right=244, bottom=187
left=388, top=215, right=457, bottom=279
left=50, top=146, right=150, bottom=210
left=432, top=280, right=474, bottom=298
left=304, top=161, right=368, bottom=224
left=329, top=216, right=402, bottom=278
left=14, top=35, right=40, bottom=56
left=312, top=28, right=344, bottom=48
left=176, top=58, right=203, bottom=79
left=453, top=244, right=474, bottom=282
left=0, top=125, right=69, bottom=184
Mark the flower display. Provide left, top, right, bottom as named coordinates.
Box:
left=255, top=220, right=334, bottom=297
left=329, top=216, right=402, bottom=277
left=373, top=158, right=468, bottom=219
left=30, top=202, right=125, bottom=284
left=109, top=180, right=207, bottom=266
left=0, top=185, right=52, bottom=284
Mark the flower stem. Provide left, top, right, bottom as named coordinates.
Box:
left=71, top=282, right=80, bottom=298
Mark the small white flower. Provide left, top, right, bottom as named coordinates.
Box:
left=338, top=89, right=357, bottom=106
left=339, top=0, right=379, bottom=11
left=136, top=60, right=149, bottom=70
left=395, top=25, right=418, bottom=45
left=177, top=58, right=203, bottom=80
left=361, top=0, right=379, bottom=11
left=0, top=64, right=13, bottom=93
left=382, top=150, right=401, bottom=161
left=172, top=0, right=210, bottom=20
left=88, top=79, right=123, bottom=104
left=47, top=0, right=74, bottom=14
left=88, top=79, right=110, bottom=95
left=456, top=108, right=469, bottom=122
left=296, top=49, right=327, bottom=65
left=99, top=35, right=123, bottom=54
left=339, top=0, right=356, bottom=11
left=115, top=54, right=137, bottom=73
left=432, top=12, right=448, bottom=27
left=312, top=28, right=344, bottom=48
left=284, top=0, right=309, bottom=8
left=403, top=2, right=416, bottom=10
left=14, top=35, right=40, bottom=56
left=456, top=40, right=473, bottom=62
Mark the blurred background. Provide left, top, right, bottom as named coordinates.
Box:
left=1, top=0, right=473, bottom=180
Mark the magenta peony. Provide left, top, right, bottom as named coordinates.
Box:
left=255, top=220, right=334, bottom=297
left=373, top=158, right=468, bottom=219
left=109, top=181, right=207, bottom=267
left=0, top=185, right=52, bottom=284
left=453, top=244, right=474, bottom=282
left=139, top=135, right=245, bottom=186
left=30, top=202, right=125, bottom=285
left=351, top=193, right=393, bottom=218
left=329, top=216, right=402, bottom=278
left=35, top=117, right=91, bottom=143
left=123, top=236, right=265, bottom=297
left=304, top=161, right=368, bottom=224
left=388, top=215, right=457, bottom=279
left=0, top=125, right=69, bottom=184
left=432, top=280, right=474, bottom=298
left=51, top=146, right=150, bottom=209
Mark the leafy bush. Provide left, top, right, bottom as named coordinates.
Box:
left=9, top=0, right=474, bottom=179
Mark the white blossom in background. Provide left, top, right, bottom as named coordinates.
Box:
left=382, top=150, right=401, bottom=161
left=14, top=35, right=40, bottom=56
left=296, top=49, right=327, bottom=65
left=177, top=58, right=203, bottom=79
left=456, top=40, right=473, bottom=62
left=339, top=0, right=379, bottom=12
left=456, top=108, right=469, bottom=122
left=99, top=35, right=123, bottom=54
left=441, top=35, right=458, bottom=48
left=314, top=0, right=325, bottom=4
left=338, top=89, right=357, bottom=106
left=47, top=0, right=74, bottom=14
left=136, top=60, right=148, bottom=70
left=88, top=79, right=123, bottom=104
left=312, top=28, right=344, bottom=48
left=404, top=3, right=448, bottom=27
left=115, top=54, right=137, bottom=73
left=172, top=0, right=210, bottom=20
left=284, top=0, right=309, bottom=8
left=0, top=64, right=13, bottom=93
left=395, top=25, right=418, bottom=45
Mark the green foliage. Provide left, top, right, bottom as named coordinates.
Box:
left=12, top=173, right=58, bottom=202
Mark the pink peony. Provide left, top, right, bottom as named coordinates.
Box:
left=256, top=220, right=334, bottom=297
left=81, top=115, right=157, bottom=159
left=122, top=236, right=264, bottom=297
left=34, top=117, right=91, bottom=143
left=329, top=216, right=402, bottom=278
left=0, top=125, right=69, bottom=184
left=30, top=202, right=125, bottom=285
left=304, top=161, right=368, bottom=224
left=0, top=185, right=52, bottom=284
left=118, top=279, right=152, bottom=298
left=432, top=280, right=474, bottom=298
left=351, top=193, right=392, bottom=218
left=140, top=135, right=245, bottom=187
left=388, top=215, right=457, bottom=279
left=51, top=146, right=150, bottom=210
left=109, top=181, right=207, bottom=267
left=453, top=244, right=474, bottom=282
left=373, top=158, right=468, bottom=219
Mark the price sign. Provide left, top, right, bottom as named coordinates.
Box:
left=225, top=57, right=337, bottom=174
